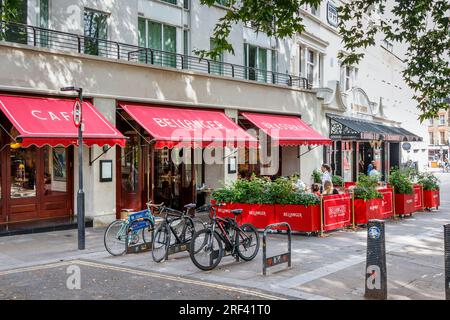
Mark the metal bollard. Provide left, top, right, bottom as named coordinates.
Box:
left=445, top=224, right=450, bottom=300
left=365, top=220, right=387, bottom=300
left=262, top=222, right=291, bottom=276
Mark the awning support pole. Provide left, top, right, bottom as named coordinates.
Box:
left=89, top=146, right=112, bottom=166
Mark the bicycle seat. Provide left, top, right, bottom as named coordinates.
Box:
left=231, top=209, right=243, bottom=215
left=184, top=203, right=197, bottom=210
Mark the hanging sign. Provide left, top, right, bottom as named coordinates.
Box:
left=73, top=99, right=82, bottom=127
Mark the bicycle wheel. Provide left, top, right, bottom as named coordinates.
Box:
left=236, top=223, right=260, bottom=261
left=181, top=217, right=205, bottom=243
left=104, top=220, right=128, bottom=256
left=141, top=220, right=154, bottom=244
left=152, top=224, right=170, bottom=263
left=189, top=228, right=223, bottom=271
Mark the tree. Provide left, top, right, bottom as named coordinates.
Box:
left=198, top=0, right=449, bottom=121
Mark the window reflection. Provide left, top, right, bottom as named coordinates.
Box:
left=10, top=147, right=37, bottom=198
left=44, top=146, right=67, bottom=195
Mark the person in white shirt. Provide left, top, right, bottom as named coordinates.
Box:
left=369, top=164, right=381, bottom=181
left=321, top=164, right=332, bottom=188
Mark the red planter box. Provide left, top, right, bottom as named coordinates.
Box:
left=344, top=182, right=356, bottom=189
left=394, top=193, right=415, bottom=215
left=240, top=204, right=276, bottom=230
left=322, top=194, right=352, bottom=231
left=413, top=185, right=424, bottom=211
left=274, top=204, right=321, bottom=233
left=353, top=198, right=383, bottom=225
left=423, top=189, right=440, bottom=209
left=378, top=188, right=394, bottom=219
left=211, top=202, right=243, bottom=224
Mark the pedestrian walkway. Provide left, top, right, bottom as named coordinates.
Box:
left=0, top=173, right=449, bottom=300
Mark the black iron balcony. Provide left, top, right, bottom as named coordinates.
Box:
left=0, top=20, right=310, bottom=90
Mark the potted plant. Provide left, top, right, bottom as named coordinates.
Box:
left=332, top=175, right=344, bottom=192
left=389, top=168, right=415, bottom=216
left=211, top=175, right=275, bottom=229
left=274, top=189, right=321, bottom=233
left=352, top=174, right=383, bottom=225
left=417, top=172, right=440, bottom=210
left=311, top=169, right=322, bottom=184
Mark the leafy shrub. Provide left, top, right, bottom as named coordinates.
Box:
left=212, top=176, right=320, bottom=206
left=417, top=172, right=440, bottom=191
left=388, top=168, right=414, bottom=194
left=286, top=192, right=321, bottom=206
left=353, top=174, right=382, bottom=200
left=311, top=169, right=322, bottom=184
left=332, top=175, right=344, bottom=187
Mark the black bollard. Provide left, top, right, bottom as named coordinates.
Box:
left=365, top=220, right=387, bottom=299
left=445, top=224, right=450, bottom=300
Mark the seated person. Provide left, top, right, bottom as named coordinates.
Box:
left=322, top=180, right=339, bottom=196
left=311, top=183, right=321, bottom=196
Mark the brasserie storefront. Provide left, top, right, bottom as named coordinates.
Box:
left=115, top=102, right=257, bottom=214
left=327, top=113, right=422, bottom=182
left=0, top=94, right=125, bottom=226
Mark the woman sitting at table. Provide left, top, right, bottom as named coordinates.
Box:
left=322, top=180, right=339, bottom=196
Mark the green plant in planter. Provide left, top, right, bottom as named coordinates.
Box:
left=417, top=172, right=440, bottom=191
left=311, top=169, right=322, bottom=184
left=267, top=177, right=296, bottom=205
left=287, top=192, right=321, bottom=206
left=353, top=174, right=382, bottom=200
left=211, top=187, right=234, bottom=204
left=332, top=175, right=344, bottom=187
left=388, top=168, right=414, bottom=194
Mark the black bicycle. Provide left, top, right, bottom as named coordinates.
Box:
left=152, top=203, right=205, bottom=262
left=189, top=204, right=260, bottom=271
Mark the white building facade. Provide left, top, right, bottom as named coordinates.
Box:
left=0, top=0, right=425, bottom=227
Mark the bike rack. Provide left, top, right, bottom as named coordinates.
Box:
left=124, top=216, right=163, bottom=254
left=262, top=222, right=292, bottom=276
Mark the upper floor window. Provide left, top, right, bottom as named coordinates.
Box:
left=138, top=18, right=177, bottom=67
left=244, top=44, right=274, bottom=83
left=37, top=0, right=49, bottom=47
left=215, top=0, right=230, bottom=7
left=300, top=46, right=323, bottom=88
left=0, top=0, right=28, bottom=44
left=429, top=132, right=434, bottom=145
left=429, top=118, right=434, bottom=125
left=439, top=115, right=445, bottom=125
left=161, top=0, right=177, bottom=5
left=301, top=3, right=320, bottom=17
left=84, top=8, right=108, bottom=56
left=340, top=65, right=358, bottom=91
left=210, top=38, right=224, bottom=75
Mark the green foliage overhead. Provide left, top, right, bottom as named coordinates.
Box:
left=416, top=172, right=440, bottom=191
left=198, top=0, right=450, bottom=120
left=212, top=175, right=320, bottom=206
left=388, top=168, right=414, bottom=194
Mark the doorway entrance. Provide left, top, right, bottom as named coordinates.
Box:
left=0, top=127, right=73, bottom=224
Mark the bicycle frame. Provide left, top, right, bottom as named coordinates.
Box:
left=208, top=206, right=253, bottom=255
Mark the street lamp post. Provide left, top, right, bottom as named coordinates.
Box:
left=61, top=86, right=85, bottom=250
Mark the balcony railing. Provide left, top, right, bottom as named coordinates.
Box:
left=0, top=20, right=310, bottom=90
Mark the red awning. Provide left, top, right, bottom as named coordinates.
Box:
left=241, top=112, right=331, bottom=146
left=0, top=95, right=126, bottom=147
left=119, top=103, right=257, bottom=149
